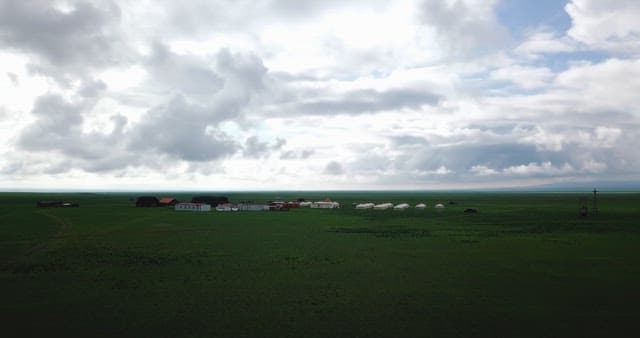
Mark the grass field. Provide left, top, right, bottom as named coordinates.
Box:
left=1, top=191, right=639, bottom=337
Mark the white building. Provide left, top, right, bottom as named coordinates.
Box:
left=175, top=203, right=211, bottom=212
left=237, top=204, right=270, bottom=211
left=311, top=201, right=340, bottom=209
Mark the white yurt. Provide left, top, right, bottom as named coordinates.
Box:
left=434, top=203, right=445, bottom=209
left=415, top=203, right=426, bottom=209
left=355, top=203, right=374, bottom=209
left=393, top=203, right=410, bottom=210
left=373, top=203, right=394, bottom=210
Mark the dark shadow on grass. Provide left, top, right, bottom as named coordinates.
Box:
left=328, top=226, right=431, bottom=238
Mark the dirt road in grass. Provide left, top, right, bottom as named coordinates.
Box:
left=1, top=210, right=73, bottom=269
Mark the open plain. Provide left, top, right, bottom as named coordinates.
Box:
left=1, top=191, right=639, bottom=337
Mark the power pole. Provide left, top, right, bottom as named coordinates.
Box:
left=593, top=188, right=598, bottom=216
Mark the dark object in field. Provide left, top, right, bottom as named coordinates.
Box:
left=579, top=196, right=589, bottom=216
left=158, top=197, right=179, bottom=206
left=297, top=198, right=306, bottom=202
left=579, top=206, right=588, bottom=216
left=136, top=196, right=160, bottom=207
left=36, top=201, right=79, bottom=208
left=270, top=201, right=300, bottom=208
left=464, top=208, right=478, bottom=213
left=448, top=201, right=457, bottom=205
left=269, top=204, right=289, bottom=211
left=191, top=196, right=229, bottom=206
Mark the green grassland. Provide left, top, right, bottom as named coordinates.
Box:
left=1, top=191, right=639, bottom=337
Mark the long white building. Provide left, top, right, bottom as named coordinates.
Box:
left=175, top=203, right=211, bottom=212
left=310, top=201, right=340, bottom=209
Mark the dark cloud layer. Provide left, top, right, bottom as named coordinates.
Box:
left=0, top=0, right=129, bottom=83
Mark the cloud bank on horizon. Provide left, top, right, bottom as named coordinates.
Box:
left=1, top=0, right=639, bottom=190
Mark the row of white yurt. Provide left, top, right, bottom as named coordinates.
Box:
left=355, top=202, right=446, bottom=210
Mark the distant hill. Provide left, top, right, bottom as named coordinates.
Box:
left=497, top=181, right=640, bottom=192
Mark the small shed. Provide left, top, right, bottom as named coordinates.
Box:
left=136, top=196, right=160, bottom=207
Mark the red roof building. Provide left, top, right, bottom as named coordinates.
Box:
left=159, top=197, right=179, bottom=206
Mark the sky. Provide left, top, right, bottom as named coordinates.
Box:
left=1, top=0, right=640, bottom=191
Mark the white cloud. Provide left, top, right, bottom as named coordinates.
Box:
left=419, top=0, right=508, bottom=57
left=515, top=30, right=575, bottom=58
left=490, top=65, right=555, bottom=89
left=503, top=162, right=575, bottom=176
left=566, top=0, right=640, bottom=54
left=1, top=0, right=640, bottom=190
left=594, top=126, right=622, bottom=148
left=469, top=165, right=498, bottom=176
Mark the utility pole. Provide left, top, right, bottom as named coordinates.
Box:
left=593, top=188, right=598, bottom=216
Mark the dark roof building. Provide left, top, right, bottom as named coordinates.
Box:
left=136, top=196, right=160, bottom=207
left=191, top=196, right=229, bottom=206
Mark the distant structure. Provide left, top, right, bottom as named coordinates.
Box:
left=579, top=196, right=588, bottom=216
left=579, top=188, right=599, bottom=216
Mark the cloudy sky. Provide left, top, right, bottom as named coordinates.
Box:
left=1, top=0, right=639, bottom=191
